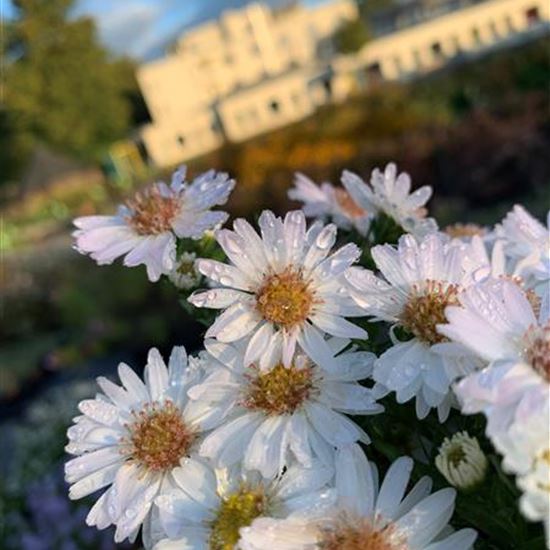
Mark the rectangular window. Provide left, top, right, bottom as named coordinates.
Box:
left=393, top=56, right=404, bottom=75
left=366, top=62, right=383, bottom=83
left=431, top=41, right=444, bottom=60
left=526, top=7, right=541, bottom=25
left=412, top=50, right=422, bottom=70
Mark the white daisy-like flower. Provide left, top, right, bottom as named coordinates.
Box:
left=186, top=337, right=382, bottom=478
left=168, top=252, right=201, bottom=290
left=435, top=431, right=487, bottom=490
left=494, top=405, right=550, bottom=545
left=439, top=278, right=549, bottom=437
left=153, top=459, right=334, bottom=550
left=65, top=347, right=217, bottom=543
left=188, top=210, right=367, bottom=367
left=341, top=162, right=438, bottom=238
left=73, top=166, right=235, bottom=281
left=496, top=205, right=550, bottom=286
left=289, top=173, right=371, bottom=235
left=346, top=232, right=483, bottom=421
left=240, top=444, right=477, bottom=550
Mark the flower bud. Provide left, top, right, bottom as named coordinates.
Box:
left=435, top=431, right=488, bottom=490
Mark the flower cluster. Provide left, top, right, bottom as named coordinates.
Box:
left=68, top=163, right=550, bottom=548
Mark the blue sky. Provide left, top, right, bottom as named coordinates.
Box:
left=1, top=0, right=326, bottom=60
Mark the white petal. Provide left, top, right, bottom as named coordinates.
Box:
left=310, top=311, right=367, bottom=339
left=375, top=456, right=413, bottom=521
left=303, top=224, right=337, bottom=272
left=395, top=488, right=456, bottom=548
left=276, top=460, right=334, bottom=500
left=244, top=416, right=288, bottom=478
left=335, top=444, right=375, bottom=517
left=200, top=413, right=263, bottom=467
left=171, top=457, right=219, bottom=510
left=68, top=462, right=120, bottom=500
left=86, top=490, right=112, bottom=529
left=306, top=402, right=369, bottom=447
left=205, top=303, right=261, bottom=342
left=245, top=323, right=275, bottom=366
left=78, top=399, right=119, bottom=426
left=96, top=377, right=134, bottom=410
left=65, top=447, right=122, bottom=483
left=425, top=528, right=477, bottom=550
left=189, top=288, right=252, bottom=309
left=297, top=323, right=336, bottom=371
left=145, top=348, right=169, bottom=402
left=195, top=259, right=254, bottom=291
left=118, top=362, right=149, bottom=401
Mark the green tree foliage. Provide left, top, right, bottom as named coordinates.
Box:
left=333, top=18, right=371, bottom=54
left=355, top=0, right=396, bottom=18
left=2, top=0, right=142, bottom=183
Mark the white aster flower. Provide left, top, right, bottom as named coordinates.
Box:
left=346, top=232, right=483, bottom=421
left=188, top=210, right=367, bottom=367
left=435, top=431, right=487, bottom=490
left=341, top=162, right=438, bottom=238
left=494, top=405, right=550, bottom=545
left=73, top=166, right=235, bottom=281
left=240, top=444, right=477, bottom=550
left=65, top=347, right=216, bottom=543
left=153, top=459, right=334, bottom=550
left=496, top=205, right=550, bottom=286
left=168, top=252, right=201, bottom=290
left=439, top=278, right=549, bottom=437
left=186, top=337, right=382, bottom=478
left=289, top=173, right=371, bottom=235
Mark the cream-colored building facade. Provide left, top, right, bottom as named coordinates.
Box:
left=137, top=0, right=549, bottom=168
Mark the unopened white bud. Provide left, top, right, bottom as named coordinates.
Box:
left=435, top=431, right=488, bottom=490
left=168, top=252, right=201, bottom=289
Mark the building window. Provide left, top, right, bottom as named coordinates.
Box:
left=504, top=16, right=515, bottom=34
left=269, top=100, right=280, bottom=113
left=526, top=7, right=541, bottom=25
left=413, top=49, right=423, bottom=70
left=488, top=21, right=499, bottom=39
left=393, top=56, right=404, bottom=75
left=366, top=62, right=383, bottom=83
left=236, top=112, right=246, bottom=128
left=471, top=27, right=482, bottom=46
left=451, top=36, right=462, bottom=55
left=176, top=135, right=186, bottom=147
left=431, top=41, right=444, bottom=60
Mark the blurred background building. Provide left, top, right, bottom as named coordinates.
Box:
left=137, top=0, right=549, bottom=166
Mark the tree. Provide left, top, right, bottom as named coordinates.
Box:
left=355, top=0, right=398, bottom=19
left=2, top=0, right=141, bottom=183
left=333, top=18, right=371, bottom=54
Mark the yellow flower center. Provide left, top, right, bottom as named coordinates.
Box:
left=320, top=517, right=407, bottom=550
left=400, top=280, right=461, bottom=345
left=446, top=444, right=467, bottom=467
left=243, top=363, right=315, bottom=415
left=256, top=268, right=315, bottom=329
left=125, top=401, right=195, bottom=472
left=126, top=184, right=180, bottom=235
left=335, top=188, right=366, bottom=219
left=524, top=321, right=550, bottom=382
left=209, top=485, right=268, bottom=550
left=444, top=223, right=486, bottom=239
